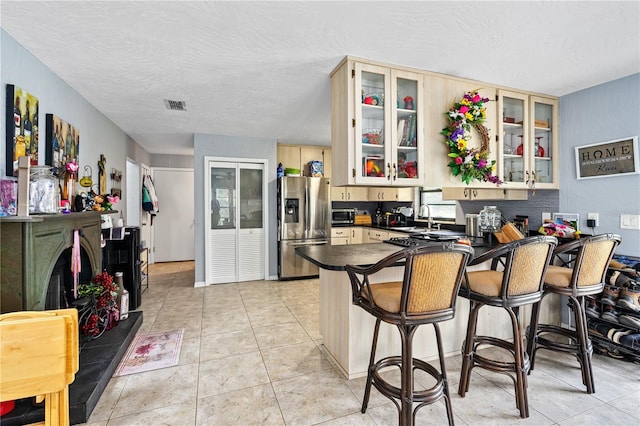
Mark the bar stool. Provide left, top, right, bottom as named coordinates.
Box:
left=526, top=233, right=621, bottom=393
left=346, top=243, right=473, bottom=426
left=458, top=235, right=557, bottom=418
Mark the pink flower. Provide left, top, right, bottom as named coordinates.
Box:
left=478, top=159, right=487, bottom=169
left=455, top=157, right=463, bottom=165
left=459, top=105, right=469, bottom=114
left=65, top=161, right=79, bottom=173
left=472, top=94, right=481, bottom=103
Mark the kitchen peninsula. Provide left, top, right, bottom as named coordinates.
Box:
left=297, top=241, right=562, bottom=379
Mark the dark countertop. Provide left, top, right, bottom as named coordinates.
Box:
left=296, top=240, right=493, bottom=271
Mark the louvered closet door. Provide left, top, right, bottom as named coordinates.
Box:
left=238, top=165, right=264, bottom=281
left=206, top=160, right=265, bottom=284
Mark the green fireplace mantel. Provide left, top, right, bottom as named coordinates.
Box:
left=0, top=211, right=104, bottom=313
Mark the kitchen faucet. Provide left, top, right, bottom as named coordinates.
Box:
left=419, top=204, right=433, bottom=229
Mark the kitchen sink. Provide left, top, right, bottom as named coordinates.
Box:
left=392, top=226, right=429, bottom=233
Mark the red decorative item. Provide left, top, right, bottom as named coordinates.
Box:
left=537, top=145, right=545, bottom=157
left=516, top=144, right=523, bottom=156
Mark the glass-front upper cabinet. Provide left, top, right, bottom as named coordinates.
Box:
left=391, top=70, right=423, bottom=185
left=352, top=62, right=423, bottom=185
left=529, top=96, right=558, bottom=188
left=497, top=90, right=558, bottom=189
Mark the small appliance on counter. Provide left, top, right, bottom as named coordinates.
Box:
left=331, top=208, right=355, bottom=226
left=465, top=213, right=483, bottom=238
left=383, top=212, right=405, bottom=227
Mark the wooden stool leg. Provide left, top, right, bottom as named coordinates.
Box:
left=434, top=322, right=455, bottom=426
left=400, top=325, right=417, bottom=426
left=362, top=318, right=382, bottom=413
left=458, top=300, right=481, bottom=397
left=526, top=295, right=544, bottom=372
left=508, top=307, right=529, bottom=418
left=573, top=296, right=595, bottom=393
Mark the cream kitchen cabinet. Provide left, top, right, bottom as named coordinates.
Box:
left=441, top=187, right=528, bottom=201
left=331, top=58, right=425, bottom=187
left=277, top=144, right=331, bottom=178
left=497, top=91, right=559, bottom=189
left=442, top=187, right=504, bottom=201
left=331, top=226, right=365, bottom=245
left=368, top=187, right=414, bottom=202
left=331, top=185, right=368, bottom=202
left=350, top=227, right=365, bottom=244
left=367, top=229, right=389, bottom=243
left=330, top=227, right=350, bottom=245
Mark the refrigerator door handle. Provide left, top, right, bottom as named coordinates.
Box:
left=304, top=180, right=310, bottom=236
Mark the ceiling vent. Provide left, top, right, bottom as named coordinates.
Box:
left=164, top=99, right=187, bottom=111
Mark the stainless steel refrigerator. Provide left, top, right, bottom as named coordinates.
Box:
left=277, top=176, right=330, bottom=279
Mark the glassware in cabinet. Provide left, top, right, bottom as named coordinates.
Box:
left=351, top=62, right=424, bottom=185
left=498, top=90, right=558, bottom=190
left=357, top=64, right=389, bottom=183
left=392, top=71, right=423, bottom=184
left=498, top=91, right=528, bottom=186
left=530, top=97, right=556, bottom=186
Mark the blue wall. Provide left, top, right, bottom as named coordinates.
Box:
left=193, top=134, right=278, bottom=283
left=559, top=74, right=640, bottom=256
left=0, top=30, right=150, bottom=219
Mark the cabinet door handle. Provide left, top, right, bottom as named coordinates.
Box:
left=525, top=171, right=530, bottom=185
left=472, top=189, right=477, bottom=199
left=464, top=188, right=469, bottom=199
left=392, top=163, right=397, bottom=181
left=387, top=163, right=391, bottom=181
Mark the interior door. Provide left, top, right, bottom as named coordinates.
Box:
left=152, top=168, right=195, bottom=262
left=206, top=160, right=266, bottom=284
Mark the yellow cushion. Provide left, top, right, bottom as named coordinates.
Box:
left=363, top=281, right=402, bottom=313
left=466, top=270, right=503, bottom=297
left=544, top=265, right=572, bottom=288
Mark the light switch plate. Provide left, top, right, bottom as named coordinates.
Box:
left=620, top=214, right=640, bottom=230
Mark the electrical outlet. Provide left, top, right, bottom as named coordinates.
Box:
left=587, top=212, right=599, bottom=227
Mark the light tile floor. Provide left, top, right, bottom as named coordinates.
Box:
left=82, top=261, right=639, bottom=425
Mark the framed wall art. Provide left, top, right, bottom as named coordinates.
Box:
left=575, top=136, right=639, bottom=179
left=45, top=114, right=80, bottom=176
left=5, top=84, right=39, bottom=176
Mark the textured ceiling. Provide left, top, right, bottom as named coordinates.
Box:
left=2, top=1, right=639, bottom=155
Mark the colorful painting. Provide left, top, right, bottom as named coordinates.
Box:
left=45, top=114, right=80, bottom=176
left=5, top=84, right=39, bottom=176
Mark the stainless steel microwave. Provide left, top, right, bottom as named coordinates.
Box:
left=331, top=208, right=355, bottom=225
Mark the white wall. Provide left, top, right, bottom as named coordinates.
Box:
left=559, top=74, right=640, bottom=256
left=1, top=30, right=150, bottom=221
left=193, top=134, right=277, bottom=284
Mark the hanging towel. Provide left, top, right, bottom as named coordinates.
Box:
left=142, top=175, right=159, bottom=215
left=71, top=229, right=81, bottom=298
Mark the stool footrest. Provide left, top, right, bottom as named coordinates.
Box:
left=372, top=356, right=446, bottom=404
left=471, top=336, right=530, bottom=374
left=533, top=324, right=592, bottom=355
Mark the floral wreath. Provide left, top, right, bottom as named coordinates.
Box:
left=441, top=90, right=502, bottom=185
